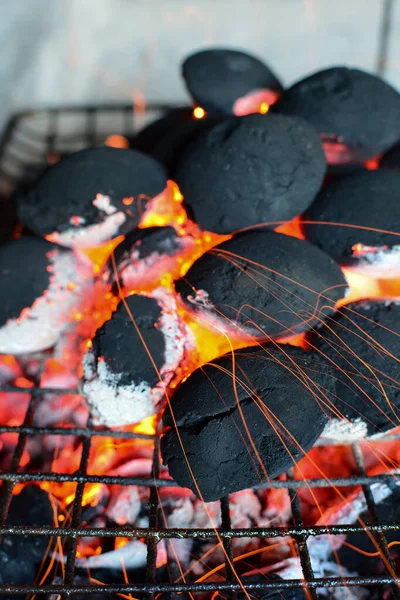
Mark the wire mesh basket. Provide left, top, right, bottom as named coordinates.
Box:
left=0, top=105, right=400, bottom=599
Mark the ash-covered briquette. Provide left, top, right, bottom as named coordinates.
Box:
left=17, top=147, right=168, bottom=248
left=112, top=227, right=187, bottom=290
left=0, top=236, right=94, bottom=354
left=175, top=230, right=346, bottom=340
left=82, top=293, right=188, bottom=427
left=161, top=344, right=336, bottom=501
left=308, top=302, right=400, bottom=439
left=174, top=113, right=326, bottom=234
left=182, top=48, right=283, bottom=115
left=302, top=169, right=400, bottom=260
left=0, top=485, right=53, bottom=590
left=275, top=67, right=400, bottom=162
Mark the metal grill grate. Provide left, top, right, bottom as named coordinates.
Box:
left=0, top=105, right=400, bottom=599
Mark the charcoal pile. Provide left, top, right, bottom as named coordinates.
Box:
left=0, top=45, right=400, bottom=598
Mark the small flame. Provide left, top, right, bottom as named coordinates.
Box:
left=104, top=134, right=130, bottom=149
left=80, top=235, right=125, bottom=273
left=193, top=106, right=206, bottom=120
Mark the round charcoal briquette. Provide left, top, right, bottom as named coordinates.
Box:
left=308, top=302, right=400, bottom=439
left=381, top=141, right=400, bottom=170
left=174, top=113, right=326, bottom=234
left=17, top=147, right=168, bottom=248
left=0, top=236, right=94, bottom=355
left=175, top=230, right=346, bottom=340
left=130, top=107, right=193, bottom=155
left=182, top=48, right=283, bottom=115
left=275, top=67, right=400, bottom=162
left=161, top=344, right=336, bottom=501
left=303, top=170, right=400, bottom=260
left=0, top=196, right=16, bottom=244
left=82, top=294, right=188, bottom=427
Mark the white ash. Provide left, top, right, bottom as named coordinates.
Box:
left=106, top=485, right=141, bottom=525
left=0, top=248, right=95, bottom=355
left=345, top=244, right=400, bottom=280
left=47, top=194, right=126, bottom=248
left=82, top=289, right=195, bottom=427
left=77, top=539, right=167, bottom=571
left=320, top=417, right=369, bottom=442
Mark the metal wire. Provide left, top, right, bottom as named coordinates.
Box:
left=0, top=105, right=399, bottom=598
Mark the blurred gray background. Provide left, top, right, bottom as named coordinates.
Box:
left=0, top=0, right=398, bottom=132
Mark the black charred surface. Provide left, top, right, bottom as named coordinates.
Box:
left=0, top=196, right=17, bottom=244
left=0, top=236, right=57, bottom=325
left=130, top=107, right=193, bottom=154
left=0, top=485, right=53, bottom=590
left=114, top=226, right=185, bottom=265
left=161, top=344, right=335, bottom=501
left=17, top=147, right=168, bottom=237
left=182, top=48, right=283, bottom=115
left=174, top=114, right=326, bottom=234
left=175, top=230, right=346, bottom=340
left=303, top=169, right=400, bottom=260
left=275, top=67, right=400, bottom=160
left=307, top=302, right=400, bottom=436
left=381, top=141, right=400, bottom=170
left=90, top=294, right=165, bottom=388
left=153, top=117, right=219, bottom=174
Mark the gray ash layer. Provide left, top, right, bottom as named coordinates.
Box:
left=0, top=236, right=56, bottom=325
left=182, top=48, right=283, bottom=115
left=307, top=302, right=400, bottom=437
left=174, top=113, right=326, bottom=234
left=275, top=67, right=400, bottom=161
left=303, top=169, right=400, bottom=260
left=161, top=344, right=336, bottom=501
left=175, top=230, right=346, bottom=340
left=17, top=147, right=167, bottom=240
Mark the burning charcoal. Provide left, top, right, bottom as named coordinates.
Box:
left=0, top=485, right=53, bottom=590
left=174, top=114, right=326, bottom=234
left=0, top=196, right=16, bottom=244
left=17, top=147, right=168, bottom=248
left=182, top=48, right=283, bottom=116
left=303, top=170, right=400, bottom=261
left=175, top=230, right=346, bottom=340
left=309, top=302, right=400, bottom=439
left=82, top=292, right=192, bottom=427
left=0, top=236, right=95, bottom=354
left=275, top=67, right=400, bottom=163
left=161, top=344, right=336, bottom=501
left=113, top=226, right=197, bottom=292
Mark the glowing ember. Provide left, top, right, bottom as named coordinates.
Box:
left=104, top=134, right=130, bottom=149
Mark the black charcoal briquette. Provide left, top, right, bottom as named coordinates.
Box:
left=174, top=113, right=326, bottom=234
left=308, top=302, right=400, bottom=439
left=17, top=147, right=168, bottom=248
left=175, top=230, right=346, bottom=340
left=182, top=48, right=283, bottom=115
left=275, top=67, right=400, bottom=162
left=0, top=196, right=16, bottom=244
left=161, top=344, right=336, bottom=501
left=303, top=170, right=400, bottom=260
left=381, top=141, right=400, bottom=170
left=82, top=293, right=188, bottom=427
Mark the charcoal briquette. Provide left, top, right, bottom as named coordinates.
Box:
left=175, top=230, right=346, bottom=340
left=308, top=302, right=400, bottom=438
left=303, top=169, right=400, bottom=260
left=161, top=344, right=336, bottom=501
left=275, top=67, right=400, bottom=162
left=182, top=48, right=283, bottom=115
left=174, top=113, right=326, bottom=234
left=17, top=147, right=168, bottom=247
